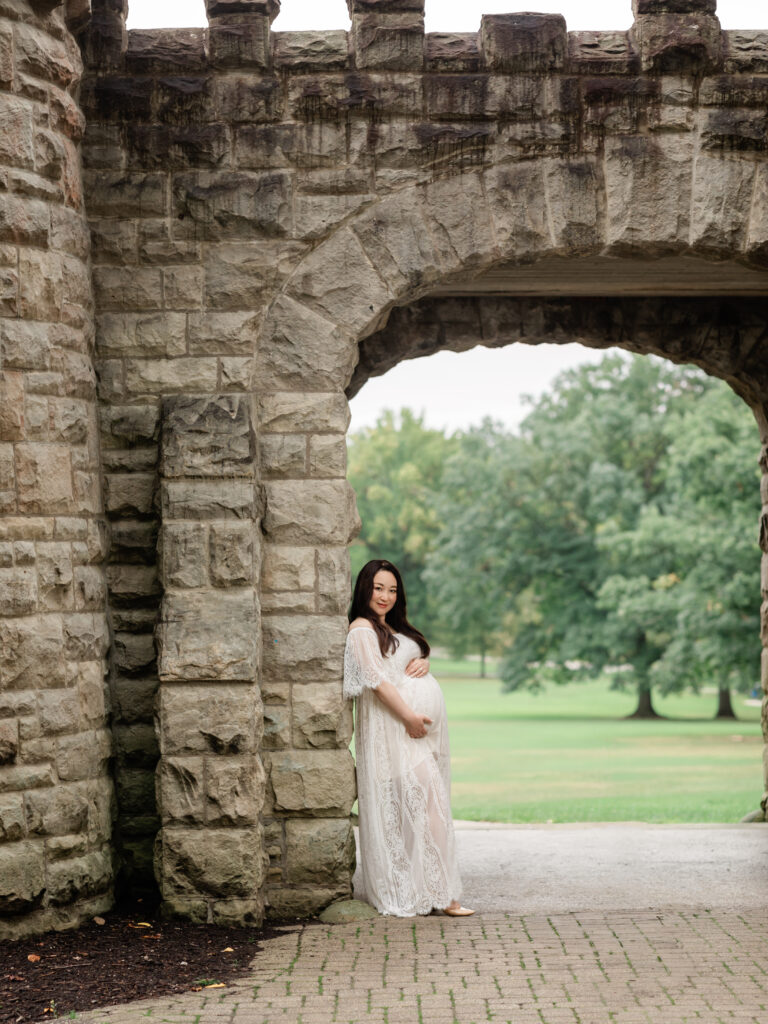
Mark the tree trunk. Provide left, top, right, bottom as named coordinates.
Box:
left=626, top=686, right=662, bottom=719
left=480, top=644, right=486, bottom=679
left=715, top=687, right=737, bottom=719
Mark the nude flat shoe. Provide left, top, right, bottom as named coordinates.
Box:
left=442, top=905, right=475, bottom=917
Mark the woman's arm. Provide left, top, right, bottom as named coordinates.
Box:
left=373, top=680, right=432, bottom=739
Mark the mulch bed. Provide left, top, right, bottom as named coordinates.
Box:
left=0, top=903, right=289, bottom=1024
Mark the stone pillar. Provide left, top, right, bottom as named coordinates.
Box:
left=258, top=392, right=357, bottom=919
left=0, top=1, right=114, bottom=937
left=206, top=0, right=280, bottom=72
left=348, top=0, right=426, bottom=72
left=630, top=0, right=722, bottom=72
left=155, top=394, right=266, bottom=925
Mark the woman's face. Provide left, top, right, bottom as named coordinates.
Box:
left=369, top=569, right=398, bottom=621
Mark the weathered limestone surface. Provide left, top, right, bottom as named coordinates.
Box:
left=0, top=0, right=114, bottom=939
left=2, top=0, right=768, bottom=933
left=155, top=394, right=266, bottom=923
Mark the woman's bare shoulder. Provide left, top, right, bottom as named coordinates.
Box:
left=348, top=617, right=374, bottom=632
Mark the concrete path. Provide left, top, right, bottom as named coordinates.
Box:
left=81, top=825, right=768, bottom=1024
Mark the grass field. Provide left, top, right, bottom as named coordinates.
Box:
left=430, top=657, right=764, bottom=824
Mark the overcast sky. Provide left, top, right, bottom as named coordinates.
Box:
left=124, top=0, right=765, bottom=434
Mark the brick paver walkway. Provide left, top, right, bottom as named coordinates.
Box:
left=81, top=908, right=768, bottom=1024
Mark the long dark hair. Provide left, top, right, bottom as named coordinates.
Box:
left=349, top=559, right=430, bottom=659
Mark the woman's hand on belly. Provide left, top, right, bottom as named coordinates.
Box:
left=405, top=657, right=430, bottom=678
left=404, top=711, right=433, bottom=739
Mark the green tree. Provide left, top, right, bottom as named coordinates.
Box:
left=424, top=421, right=512, bottom=674
left=595, top=383, right=761, bottom=717
left=347, top=409, right=456, bottom=637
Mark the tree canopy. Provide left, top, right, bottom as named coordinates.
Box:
left=348, top=354, right=762, bottom=716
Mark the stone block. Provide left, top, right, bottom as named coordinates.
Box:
left=161, top=395, right=255, bottom=479
left=157, top=590, right=257, bottom=682
left=285, top=818, right=355, bottom=885
left=161, top=479, right=257, bottom=521
left=82, top=169, right=167, bottom=218
left=104, top=473, right=155, bottom=517
left=422, top=172, right=498, bottom=275
left=0, top=720, right=19, bottom=766
left=260, top=434, right=307, bottom=479
left=309, top=435, right=347, bottom=479
left=691, top=156, right=755, bottom=252
left=262, top=702, right=291, bottom=750
left=201, top=243, right=302, bottom=312
left=74, top=566, right=108, bottom=611
left=212, top=75, right=282, bottom=124
left=0, top=843, right=46, bottom=914
left=158, top=757, right=205, bottom=825
left=100, top=404, right=161, bottom=444
left=209, top=16, right=272, bottom=70
left=164, top=266, right=204, bottom=309
left=188, top=311, right=260, bottom=357
left=273, top=30, right=349, bottom=71
left=62, top=613, right=110, bottom=661
left=160, top=523, right=208, bottom=589
left=210, top=897, right=265, bottom=927
left=47, top=850, right=113, bottom=907
left=633, top=0, right=716, bottom=12
left=0, top=194, right=50, bottom=248
left=158, top=683, right=258, bottom=756
left=38, top=688, right=81, bottom=735
left=93, top=267, right=163, bottom=312
left=293, top=682, right=352, bottom=749
left=97, top=312, right=187, bottom=359
left=113, top=632, right=157, bottom=675
left=259, top=392, right=350, bottom=434
left=351, top=12, right=425, bottom=71
left=173, top=171, right=291, bottom=239
left=0, top=763, right=56, bottom=794
left=15, top=444, right=73, bottom=514
left=111, top=675, right=158, bottom=725
left=160, top=827, right=265, bottom=897
left=265, top=885, right=344, bottom=920
left=0, top=796, right=25, bottom=843
left=631, top=12, right=722, bottom=72
left=262, top=591, right=315, bottom=614
left=56, top=728, right=112, bottom=782
left=0, top=567, right=37, bottom=616
left=263, top=480, right=359, bottom=546
left=77, top=660, right=108, bottom=722
left=285, top=229, right=392, bottom=337
left=25, top=784, right=89, bottom=836
left=105, top=564, right=160, bottom=602
left=480, top=13, right=566, bottom=73
left=262, top=545, right=316, bottom=592
left=210, top=523, right=253, bottom=587
left=0, top=616, right=68, bottom=690
left=205, top=754, right=265, bottom=826
left=262, top=614, right=347, bottom=681
left=125, top=358, right=219, bottom=397
left=268, top=749, right=356, bottom=815
left=0, top=372, right=24, bottom=442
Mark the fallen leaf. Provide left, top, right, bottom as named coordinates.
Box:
left=205, top=983, right=226, bottom=989
left=222, top=947, right=234, bottom=953
left=136, top=922, right=152, bottom=928
left=27, top=954, right=40, bottom=963
left=93, top=916, right=105, bottom=926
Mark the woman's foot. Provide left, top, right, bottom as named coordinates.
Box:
left=443, top=902, right=475, bottom=917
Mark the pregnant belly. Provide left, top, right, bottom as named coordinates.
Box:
left=403, top=673, right=445, bottom=730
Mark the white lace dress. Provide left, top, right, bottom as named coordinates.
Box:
left=343, top=626, right=463, bottom=916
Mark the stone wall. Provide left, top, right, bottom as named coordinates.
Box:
left=0, top=0, right=114, bottom=939
left=2, top=0, right=768, bottom=934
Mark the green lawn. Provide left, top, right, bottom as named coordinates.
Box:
left=430, top=658, right=764, bottom=824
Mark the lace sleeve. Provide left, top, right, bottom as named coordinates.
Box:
left=343, top=627, right=388, bottom=699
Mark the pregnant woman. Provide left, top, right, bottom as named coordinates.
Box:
left=343, top=558, right=473, bottom=918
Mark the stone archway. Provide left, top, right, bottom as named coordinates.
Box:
left=6, top=0, right=768, bottom=936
